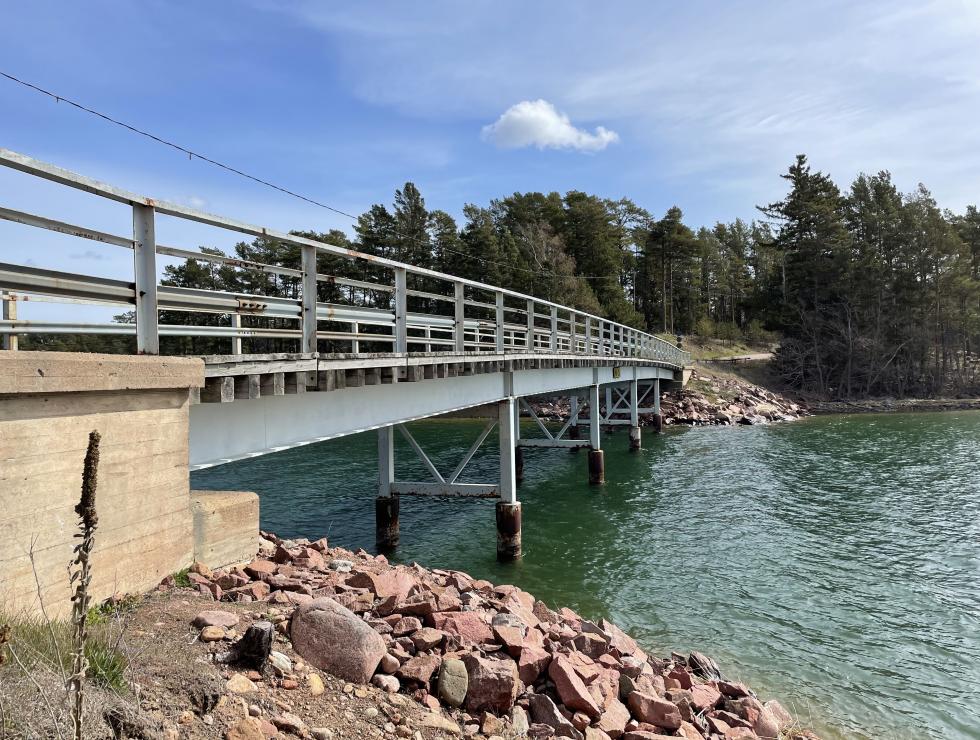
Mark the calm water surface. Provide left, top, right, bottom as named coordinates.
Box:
left=193, top=412, right=980, bottom=740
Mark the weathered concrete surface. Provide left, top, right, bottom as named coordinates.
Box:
left=191, top=490, right=260, bottom=569
left=0, top=350, right=204, bottom=394
left=0, top=351, right=204, bottom=616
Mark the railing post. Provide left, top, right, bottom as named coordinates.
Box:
left=585, top=316, right=592, bottom=355
left=352, top=321, right=361, bottom=354
left=454, top=281, right=465, bottom=353
left=394, top=267, right=408, bottom=354
left=1, top=292, right=17, bottom=351
left=495, top=291, right=505, bottom=353
left=132, top=204, right=159, bottom=354
left=526, top=299, right=535, bottom=351
left=569, top=311, right=577, bottom=353
left=300, top=244, right=318, bottom=355
left=550, top=306, right=558, bottom=352
left=231, top=313, right=242, bottom=355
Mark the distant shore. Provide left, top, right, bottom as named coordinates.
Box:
left=806, top=397, right=980, bottom=415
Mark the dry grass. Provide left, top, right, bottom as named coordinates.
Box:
left=0, top=604, right=135, bottom=739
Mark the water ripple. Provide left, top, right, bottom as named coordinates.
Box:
left=193, top=411, right=980, bottom=740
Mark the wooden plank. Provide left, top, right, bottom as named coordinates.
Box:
left=260, top=372, right=285, bottom=396
left=234, top=375, right=260, bottom=400
left=201, top=376, right=234, bottom=403
left=284, top=372, right=307, bottom=395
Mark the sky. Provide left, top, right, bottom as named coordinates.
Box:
left=1, top=0, right=979, bottom=322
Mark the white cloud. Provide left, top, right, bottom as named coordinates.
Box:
left=270, top=0, right=980, bottom=216
left=481, top=100, right=619, bottom=153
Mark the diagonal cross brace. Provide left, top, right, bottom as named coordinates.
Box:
left=519, top=398, right=553, bottom=440
left=396, top=419, right=498, bottom=485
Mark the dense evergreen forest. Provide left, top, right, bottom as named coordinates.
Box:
left=23, top=155, right=980, bottom=399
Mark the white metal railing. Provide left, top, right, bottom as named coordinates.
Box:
left=0, top=148, right=690, bottom=367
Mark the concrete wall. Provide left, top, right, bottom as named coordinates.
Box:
left=0, top=351, right=205, bottom=617
left=191, top=490, right=260, bottom=569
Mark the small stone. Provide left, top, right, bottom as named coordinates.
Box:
left=510, top=706, right=530, bottom=736
left=396, top=654, right=441, bottom=689
left=392, top=617, right=423, bottom=636
left=200, top=626, right=225, bottom=642
left=178, top=710, right=194, bottom=725
left=190, top=561, right=213, bottom=578
left=225, top=674, right=257, bottom=694
left=281, top=678, right=298, bottom=690
left=192, top=610, right=239, bottom=629
left=329, top=559, right=354, bottom=572
left=411, top=627, right=445, bottom=651
left=224, top=717, right=265, bottom=740
left=311, top=729, right=334, bottom=740
left=271, top=712, right=305, bottom=734
left=437, top=658, right=469, bottom=708
left=248, top=705, right=261, bottom=717
left=482, top=712, right=505, bottom=735
left=379, top=653, right=400, bottom=674
left=421, top=712, right=461, bottom=735
left=268, top=650, right=292, bottom=677
left=308, top=673, right=325, bottom=696
left=372, top=674, right=400, bottom=693
left=364, top=707, right=379, bottom=719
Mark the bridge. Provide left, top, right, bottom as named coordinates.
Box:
left=0, top=149, right=688, bottom=613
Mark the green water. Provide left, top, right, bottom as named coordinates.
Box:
left=193, top=412, right=980, bottom=740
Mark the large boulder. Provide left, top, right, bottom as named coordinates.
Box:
left=549, top=655, right=601, bottom=719
left=289, top=597, right=386, bottom=683
left=528, top=693, right=583, bottom=740
left=626, top=691, right=682, bottom=731
left=461, top=654, right=520, bottom=713
left=432, top=611, right=494, bottom=645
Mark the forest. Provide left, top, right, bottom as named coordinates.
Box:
left=23, top=155, right=980, bottom=399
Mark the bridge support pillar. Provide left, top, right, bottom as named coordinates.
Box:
left=568, top=395, right=580, bottom=444
left=496, top=501, right=521, bottom=561
left=588, top=449, right=605, bottom=485
left=588, top=384, right=604, bottom=484
left=497, top=397, right=521, bottom=559
left=629, top=375, right=641, bottom=450
left=376, top=426, right=399, bottom=550
left=375, top=495, right=400, bottom=552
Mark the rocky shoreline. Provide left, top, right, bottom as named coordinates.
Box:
left=165, top=532, right=819, bottom=740
left=531, top=370, right=807, bottom=429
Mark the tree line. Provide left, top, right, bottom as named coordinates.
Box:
left=21, top=155, right=980, bottom=398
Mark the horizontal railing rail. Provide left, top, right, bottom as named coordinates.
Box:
left=0, top=148, right=690, bottom=367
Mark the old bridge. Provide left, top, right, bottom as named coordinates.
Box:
left=0, top=149, right=688, bottom=611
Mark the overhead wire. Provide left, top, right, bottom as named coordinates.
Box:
left=0, top=70, right=630, bottom=283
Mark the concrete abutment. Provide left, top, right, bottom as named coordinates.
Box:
left=0, top=351, right=257, bottom=617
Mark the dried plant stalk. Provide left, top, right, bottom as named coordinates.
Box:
left=68, top=430, right=100, bottom=740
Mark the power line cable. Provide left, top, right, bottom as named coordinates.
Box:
left=0, top=70, right=629, bottom=282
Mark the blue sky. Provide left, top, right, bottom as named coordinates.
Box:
left=1, top=0, right=979, bottom=320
